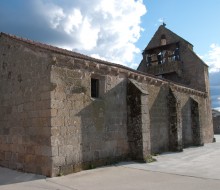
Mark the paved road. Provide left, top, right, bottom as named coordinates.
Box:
left=0, top=135, right=220, bottom=190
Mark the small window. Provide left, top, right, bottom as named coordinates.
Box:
left=161, top=34, right=166, bottom=45
left=91, top=78, right=99, bottom=98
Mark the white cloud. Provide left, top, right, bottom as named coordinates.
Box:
left=90, top=54, right=107, bottom=61
left=214, top=107, right=220, bottom=112
left=203, top=43, right=220, bottom=73
left=33, top=0, right=147, bottom=67
left=64, top=9, right=83, bottom=34
left=35, top=1, right=65, bottom=29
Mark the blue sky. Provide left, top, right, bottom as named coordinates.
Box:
left=136, top=0, right=220, bottom=111
left=0, top=0, right=219, bottom=110
left=138, top=0, right=220, bottom=56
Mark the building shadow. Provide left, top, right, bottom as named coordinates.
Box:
left=0, top=166, right=45, bottom=185
left=76, top=78, right=130, bottom=170
left=149, top=86, right=170, bottom=154
left=182, top=99, right=193, bottom=147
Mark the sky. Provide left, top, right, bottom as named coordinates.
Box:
left=0, top=0, right=219, bottom=111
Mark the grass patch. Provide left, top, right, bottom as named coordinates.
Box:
left=144, top=154, right=157, bottom=163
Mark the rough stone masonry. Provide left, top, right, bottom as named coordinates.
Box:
left=0, top=25, right=214, bottom=177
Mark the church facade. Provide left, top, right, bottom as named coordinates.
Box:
left=0, top=25, right=213, bottom=176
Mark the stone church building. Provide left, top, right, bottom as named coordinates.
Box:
left=0, top=25, right=213, bottom=176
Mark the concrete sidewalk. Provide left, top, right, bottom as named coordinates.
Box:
left=121, top=138, right=220, bottom=180
left=0, top=135, right=220, bottom=190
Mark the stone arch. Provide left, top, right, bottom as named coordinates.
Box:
left=167, top=89, right=183, bottom=151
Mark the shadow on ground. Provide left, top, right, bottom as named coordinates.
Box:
left=118, top=135, right=220, bottom=180
left=0, top=167, right=45, bottom=185
left=1, top=135, right=219, bottom=187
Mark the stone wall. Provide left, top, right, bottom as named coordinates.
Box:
left=50, top=55, right=129, bottom=176
left=147, top=83, right=170, bottom=153
left=0, top=33, right=214, bottom=177
left=0, top=36, right=53, bottom=176
left=180, top=46, right=208, bottom=92
left=172, top=89, right=212, bottom=145
left=142, top=81, right=212, bottom=154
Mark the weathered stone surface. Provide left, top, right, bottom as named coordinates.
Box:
left=0, top=35, right=52, bottom=175
left=0, top=30, right=213, bottom=177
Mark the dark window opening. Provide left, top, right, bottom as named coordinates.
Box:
left=161, top=34, right=166, bottom=45
left=91, top=78, right=99, bottom=98
left=161, top=34, right=166, bottom=39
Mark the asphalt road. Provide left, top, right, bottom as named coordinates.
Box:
left=0, top=135, right=220, bottom=190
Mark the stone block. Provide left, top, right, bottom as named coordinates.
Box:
left=51, top=117, right=64, bottom=127
left=17, top=104, right=24, bottom=113
left=59, top=164, right=74, bottom=175
left=51, top=100, right=64, bottom=109
left=0, top=151, right=4, bottom=161
left=2, top=127, right=10, bottom=135
left=63, top=100, right=73, bottom=110
left=51, top=136, right=65, bottom=146
left=65, top=154, right=75, bottom=165
left=51, top=109, right=58, bottom=117
left=40, top=92, right=50, bottom=100
left=25, top=154, right=35, bottom=164
left=31, top=117, right=50, bottom=128
left=94, top=150, right=99, bottom=159
left=28, top=110, right=39, bottom=118
left=81, top=151, right=93, bottom=162
left=51, top=146, right=59, bottom=157
left=35, top=155, right=51, bottom=166
left=53, top=91, right=66, bottom=101
left=141, top=105, right=149, bottom=114
left=35, top=145, right=52, bottom=156
left=38, top=109, right=51, bottom=118
left=11, top=135, right=23, bottom=144
left=34, top=100, right=51, bottom=110
left=30, top=135, right=50, bottom=146
left=58, top=145, right=73, bottom=156
left=57, top=109, right=69, bottom=117
left=51, top=127, right=61, bottom=136
left=25, top=145, right=35, bottom=154
left=5, top=151, right=12, bottom=161
left=65, top=134, right=79, bottom=145
left=52, top=156, right=65, bottom=166
left=27, top=127, right=38, bottom=136
left=39, top=127, right=51, bottom=136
